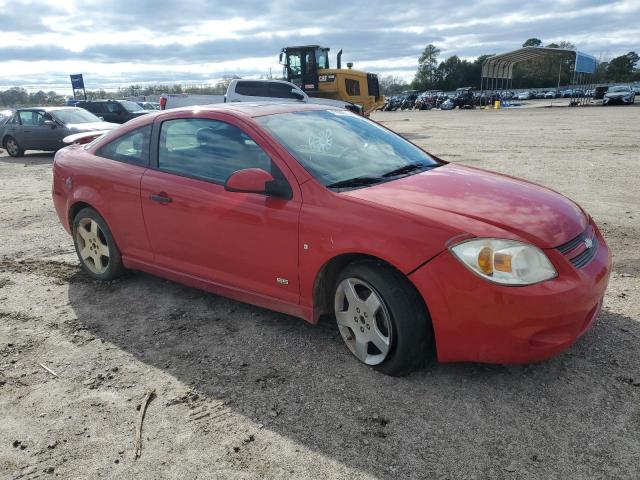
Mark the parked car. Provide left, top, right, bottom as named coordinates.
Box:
left=80, top=99, right=150, bottom=124
left=517, top=91, right=533, bottom=100
left=160, top=79, right=363, bottom=115
left=51, top=103, right=611, bottom=375
left=562, top=89, right=585, bottom=98
left=451, top=87, right=475, bottom=109
left=631, top=84, right=640, bottom=95
left=0, top=107, right=117, bottom=157
left=137, top=101, right=160, bottom=110
left=544, top=91, right=556, bottom=99
left=603, top=85, right=636, bottom=105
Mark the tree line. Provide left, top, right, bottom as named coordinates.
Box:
left=380, top=38, right=639, bottom=95
left=0, top=76, right=241, bottom=108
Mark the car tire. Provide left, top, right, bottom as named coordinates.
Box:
left=72, top=207, right=125, bottom=281
left=333, top=260, right=433, bottom=376
left=4, top=136, right=24, bottom=157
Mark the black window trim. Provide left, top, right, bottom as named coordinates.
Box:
left=149, top=115, right=294, bottom=193
left=94, top=124, right=152, bottom=167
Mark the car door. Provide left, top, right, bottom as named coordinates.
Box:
left=24, top=111, right=61, bottom=151
left=2, top=112, right=23, bottom=144
left=15, top=110, right=36, bottom=146
left=140, top=113, right=301, bottom=304
left=100, top=103, right=120, bottom=123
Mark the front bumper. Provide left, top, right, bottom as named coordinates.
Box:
left=603, top=96, right=633, bottom=105
left=410, top=224, right=612, bottom=364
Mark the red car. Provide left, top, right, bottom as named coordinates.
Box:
left=52, top=103, right=611, bottom=375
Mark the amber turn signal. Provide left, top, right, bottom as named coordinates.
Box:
left=477, top=247, right=494, bottom=275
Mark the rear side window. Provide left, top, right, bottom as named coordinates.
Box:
left=269, top=83, right=301, bottom=99
left=345, top=79, right=360, bottom=96
left=95, top=125, right=151, bottom=165
left=158, top=118, right=276, bottom=184
left=84, top=103, right=102, bottom=113
left=235, top=81, right=270, bottom=97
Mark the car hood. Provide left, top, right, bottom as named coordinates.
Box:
left=343, top=163, right=587, bottom=248
left=66, top=121, right=119, bottom=131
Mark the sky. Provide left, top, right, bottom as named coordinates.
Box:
left=1, top=0, right=638, bottom=92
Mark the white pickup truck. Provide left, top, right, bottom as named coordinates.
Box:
left=160, top=79, right=363, bottom=114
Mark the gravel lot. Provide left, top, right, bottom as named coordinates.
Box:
left=1, top=103, right=639, bottom=479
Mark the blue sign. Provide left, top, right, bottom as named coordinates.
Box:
left=575, top=52, right=597, bottom=74
left=70, top=74, right=85, bottom=90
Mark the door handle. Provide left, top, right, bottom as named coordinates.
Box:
left=150, top=193, right=172, bottom=204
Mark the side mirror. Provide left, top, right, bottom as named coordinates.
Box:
left=291, top=88, right=305, bottom=100
left=225, top=168, right=274, bottom=195
left=43, top=120, right=57, bottom=128
left=99, top=116, right=104, bottom=121
left=225, top=168, right=292, bottom=199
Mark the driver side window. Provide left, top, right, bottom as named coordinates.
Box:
left=157, top=118, right=285, bottom=185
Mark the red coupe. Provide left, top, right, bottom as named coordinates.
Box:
left=52, top=104, right=611, bottom=375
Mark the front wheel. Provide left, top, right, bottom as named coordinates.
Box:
left=333, top=261, right=433, bottom=376
left=72, top=207, right=124, bottom=280
left=4, top=136, right=24, bottom=157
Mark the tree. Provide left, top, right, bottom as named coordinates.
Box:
left=379, top=75, right=409, bottom=95
left=557, top=41, right=576, bottom=50
left=523, top=38, right=542, bottom=48
left=413, top=44, right=440, bottom=90
left=607, top=52, right=639, bottom=82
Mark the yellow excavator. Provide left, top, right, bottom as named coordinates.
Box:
left=280, top=45, right=384, bottom=115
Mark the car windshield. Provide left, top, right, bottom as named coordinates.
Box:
left=608, top=86, right=629, bottom=93
left=257, top=110, right=441, bottom=188
left=51, top=108, right=102, bottom=124
left=119, top=100, right=146, bottom=112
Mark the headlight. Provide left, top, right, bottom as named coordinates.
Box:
left=450, top=238, right=557, bottom=286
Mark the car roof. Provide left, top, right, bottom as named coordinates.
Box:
left=16, top=106, right=83, bottom=112
left=159, top=102, right=339, bottom=119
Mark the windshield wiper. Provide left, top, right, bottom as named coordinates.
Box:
left=327, top=176, right=383, bottom=189
left=381, top=163, right=432, bottom=178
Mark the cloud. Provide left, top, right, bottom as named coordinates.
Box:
left=0, top=0, right=638, bottom=89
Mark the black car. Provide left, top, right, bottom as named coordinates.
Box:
left=80, top=99, right=150, bottom=124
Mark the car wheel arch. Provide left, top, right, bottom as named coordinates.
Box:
left=311, top=252, right=430, bottom=324
left=68, top=201, right=109, bottom=233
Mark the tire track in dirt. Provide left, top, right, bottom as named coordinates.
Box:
left=0, top=257, right=83, bottom=283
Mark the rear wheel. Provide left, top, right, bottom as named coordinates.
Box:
left=72, top=208, right=124, bottom=280
left=333, top=260, right=433, bottom=376
left=4, top=136, right=23, bottom=157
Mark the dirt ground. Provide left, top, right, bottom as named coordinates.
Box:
left=1, top=103, right=639, bottom=480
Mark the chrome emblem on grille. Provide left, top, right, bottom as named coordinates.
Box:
left=584, top=238, right=593, bottom=249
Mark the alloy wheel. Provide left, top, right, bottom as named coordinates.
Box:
left=334, top=277, right=393, bottom=365
left=6, top=138, right=19, bottom=156
left=75, top=218, right=110, bottom=274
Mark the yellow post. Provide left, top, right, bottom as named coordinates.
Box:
left=494, top=100, right=501, bottom=109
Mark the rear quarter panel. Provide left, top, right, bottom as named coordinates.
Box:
left=53, top=146, right=153, bottom=262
